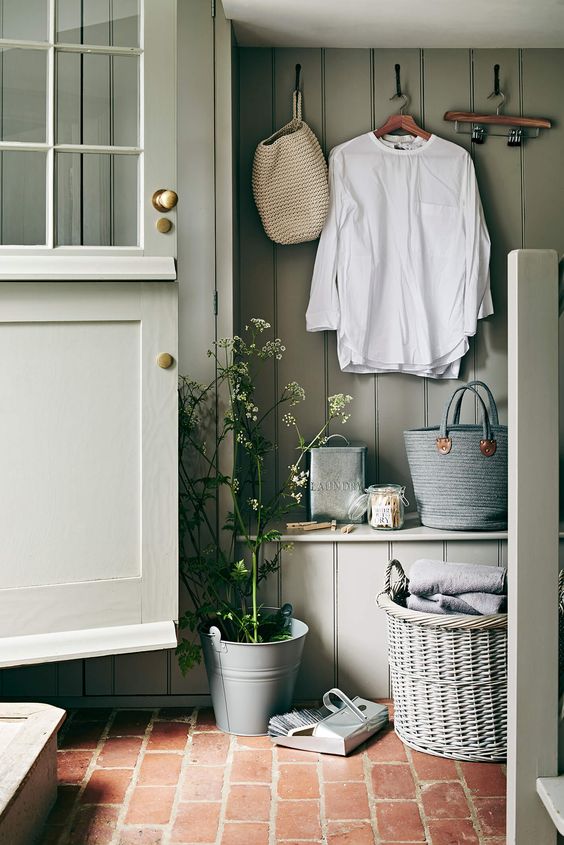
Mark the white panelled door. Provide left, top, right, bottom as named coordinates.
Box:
left=0, top=0, right=179, bottom=666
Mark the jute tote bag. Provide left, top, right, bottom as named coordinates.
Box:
left=404, top=381, right=508, bottom=530
left=252, top=87, right=329, bottom=245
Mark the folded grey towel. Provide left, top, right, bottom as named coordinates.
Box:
left=406, top=592, right=506, bottom=616
left=408, top=559, right=506, bottom=597
left=407, top=594, right=449, bottom=614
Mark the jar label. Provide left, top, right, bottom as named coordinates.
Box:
left=372, top=504, right=393, bottom=527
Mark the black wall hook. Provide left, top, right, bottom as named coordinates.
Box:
left=295, top=64, right=302, bottom=93
left=394, top=63, right=402, bottom=97
left=493, top=64, right=501, bottom=97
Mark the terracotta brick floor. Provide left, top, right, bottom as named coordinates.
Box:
left=42, top=705, right=506, bottom=845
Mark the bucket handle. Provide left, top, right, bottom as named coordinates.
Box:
left=322, top=688, right=368, bottom=723
left=209, top=626, right=227, bottom=653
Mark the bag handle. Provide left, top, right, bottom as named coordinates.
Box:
left=292, top=89, right=303, bottom=122
left=438, top=384, right=497, bottom=457
left=451, top=380, right=500, bottom=427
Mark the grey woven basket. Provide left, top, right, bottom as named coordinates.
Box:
left=377, top=559, right=507, bottom=762
left=404, top=381, right=507, bottom=531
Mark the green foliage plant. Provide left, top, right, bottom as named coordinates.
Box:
left=177, top=318, right=353, bottom=673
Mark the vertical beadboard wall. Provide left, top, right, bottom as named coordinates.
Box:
left=237, top=47, right=564, bottom=512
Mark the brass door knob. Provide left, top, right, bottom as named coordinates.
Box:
left=152, top=188, right=178, bottom=211
left=157, top=352, right=174, bottom=369
left=156, top=217, right=173, bottom=233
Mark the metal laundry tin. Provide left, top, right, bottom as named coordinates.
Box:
left=308, top=435, right=367, bottom=522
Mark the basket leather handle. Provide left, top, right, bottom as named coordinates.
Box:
left=439, top=385, right=494, bottom=454
left=384, top=559, right=409, bottom=599
left=451, top=380, right=500, bottom=427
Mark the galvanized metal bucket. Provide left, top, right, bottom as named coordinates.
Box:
left=200, top=612, right=308, bottom=736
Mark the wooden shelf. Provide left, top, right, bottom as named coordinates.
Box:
left=248, top=513, right=510, bottom=543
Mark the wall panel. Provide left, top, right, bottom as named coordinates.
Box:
left=324, top=49, right=378, bottom=482
left=274, top=49, right=326, bottom=506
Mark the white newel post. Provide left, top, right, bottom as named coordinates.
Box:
left=507, top=249, right=559, bottom=843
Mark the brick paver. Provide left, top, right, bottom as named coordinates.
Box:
left=42, top=705, right=506, bottom=844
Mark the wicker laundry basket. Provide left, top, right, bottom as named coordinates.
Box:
left=377, top=559, right=508, bottom=762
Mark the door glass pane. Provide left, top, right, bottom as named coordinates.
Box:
left=56, top=0, right=139, bottom=47
left=0, top=49, right=47, bottom=142
left=0, top=0, right=48, bottom=41
left=56, top=52, right=138, bottom=146
left=0, top=151, right=46, bottom=244
left=56, top=153, right=138, bottom=246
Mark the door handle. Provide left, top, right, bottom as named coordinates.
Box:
left=152, top=189, right=178, bottom=211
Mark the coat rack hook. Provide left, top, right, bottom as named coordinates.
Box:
left=487, top=63, right=506, bottom=115
left=390, top=63, right=409, bottom=114
left=294, top=63, right=302, bottom=93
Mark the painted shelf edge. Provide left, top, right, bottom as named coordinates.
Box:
left=537, top=777, right=564, bottom=834
left=0, top=621, right=177, bottom=668
left=245, top=514, right=509, bottom=542
left=0, top=255, right=177, bottom=281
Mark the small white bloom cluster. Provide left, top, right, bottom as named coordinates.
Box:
left=282, top=412, right=296, bottom=428
left=328, top=393, right=353, bottom=424
left=290, top=465, right=309, bottom=488
left=248, top=318, right=271, bottom=332
left=285, top=381, right=306, bottom=406
left=260, top=338, right=286, bottom=360
left=288, top=463, right=309, bottom=503
left=232, top=478, right=240, bottom=493
left=248, top=497, right=260, bottom=511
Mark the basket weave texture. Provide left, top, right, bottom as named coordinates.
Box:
left=404, top=381, right=508, bottom=531
left=377, top=559, right=508, bottom=762
left=252, top=91, right=329, bottom=245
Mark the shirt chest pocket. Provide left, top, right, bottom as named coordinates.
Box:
left=417, top=201, right=459, bottom=254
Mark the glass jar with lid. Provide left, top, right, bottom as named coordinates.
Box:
left=349, top=484, right=408, bottom=530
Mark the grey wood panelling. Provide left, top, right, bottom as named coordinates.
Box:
left=445, top=540, right=501, bottom=566
left=336, top=543, right=390, bottom=698
left=237, top=47, right=564, bottom=509
left=280, top=543, right=335, bottom=699
left=324, top=49, right=378, bottom=482
left=237, top=49, right=277, bottom=499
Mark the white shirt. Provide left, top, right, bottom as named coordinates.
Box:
left=306, top=132, right=492, bottom=378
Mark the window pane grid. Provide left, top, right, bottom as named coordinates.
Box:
left=0, top=0, right=141, bottom=248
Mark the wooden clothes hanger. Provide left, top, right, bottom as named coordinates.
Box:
left=374, top=64, right=431, bottom=142
left=443, top=64, right=551, bottom=140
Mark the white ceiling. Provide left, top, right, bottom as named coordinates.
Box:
left=222, top=0, right=564, bottom=48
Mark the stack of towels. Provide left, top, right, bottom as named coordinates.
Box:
left=406, top=559, right=507, bottom=616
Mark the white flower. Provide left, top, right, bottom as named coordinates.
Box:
left=249, top=318, right=271, bottom=332
left=248, top=498, right=260, bottom=511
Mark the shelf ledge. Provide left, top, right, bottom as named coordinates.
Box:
left=246, top=514, right=509, bottom=542
left=537, top=776, right=564, bottom=834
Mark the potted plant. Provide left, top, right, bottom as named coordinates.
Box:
left=177, top=318, right=353, bottom=735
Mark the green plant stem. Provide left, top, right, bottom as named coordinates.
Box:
left=251, top=549, right=258, bottom=643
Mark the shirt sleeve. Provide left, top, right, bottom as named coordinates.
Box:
left=462, top=154, right=493, bottom=335
left=306, top=149, right=341, bottom=332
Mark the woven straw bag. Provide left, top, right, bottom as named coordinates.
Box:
left=404, top=381, right=508, bottom=531
left=252, top=90, right=329, bottom=245
left=377, top=559, right=507, bottom=762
